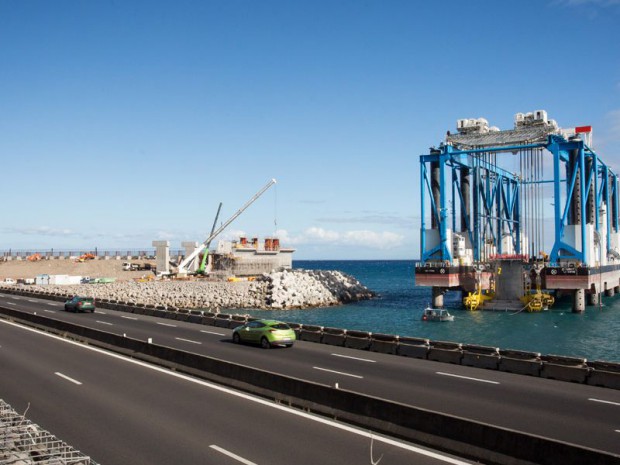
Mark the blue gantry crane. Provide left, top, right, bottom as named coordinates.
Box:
left=415, top=110, right=620, bottom=312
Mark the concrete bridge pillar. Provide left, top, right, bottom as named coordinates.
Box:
left=432, top=287, right=445, bottom=308
left=605, top=287, right=615, bottom=297
left=572, top=289, right=585, bottom=313
left=152, top=240, right=170, bottom=275
left=181, top=241, right=200, bottom=272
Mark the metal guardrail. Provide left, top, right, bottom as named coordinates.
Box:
left=0, top=399, right=98, bottom=464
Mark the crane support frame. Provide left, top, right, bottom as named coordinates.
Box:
left=419, top=133, right=619, bottom=268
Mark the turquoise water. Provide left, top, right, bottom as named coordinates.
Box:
left=241, top=260, right=620, bottom=363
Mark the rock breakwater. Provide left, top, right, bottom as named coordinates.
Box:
left=4, top=269, right=374, bottom=310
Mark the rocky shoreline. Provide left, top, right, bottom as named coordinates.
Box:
left=2, top=269, right=375, bottom=310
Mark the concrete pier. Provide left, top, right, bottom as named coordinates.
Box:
left=572, top=289, right=585, bottom=313
left=432, top=287, right=445, bottom=308
left=587, top=292, right=600, bottom=306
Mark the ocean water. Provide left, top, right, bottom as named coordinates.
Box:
left=241, top=260, right=620, bottom=363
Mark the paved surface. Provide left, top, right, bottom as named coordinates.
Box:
left=0, top=258, right=154, bottom=280
left=0, top=317, right=474, bottom=465
left=2, top=293, right=620, bottom=457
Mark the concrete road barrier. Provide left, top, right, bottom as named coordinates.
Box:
left=499, top=349, right=542, bottom=376
left=398, top=336, right=429, bottom=359
left=187, top=313, right=203, bottom=324
left=117, top=302, right=133, bottom=312
left=321, top=327, right=346, bottom=346
left=299, top=324, right=323, bottom=343
left=100, top=301, right=118, bottom=311
left=214, top=314, right=232, bottom=328
left=344, top=330, right=371, bottom=350
left=230, top=315, right=247, bottom=329
left=174, top=311, right=189, bottom=322
left=541, top=355, right=589, bottom=384
left=370, top=333, right=399, bottom=354
left=428, top=341, right=463, bottom=364
left=286, top=322, right=302, bottom=339
left=201, top=312, right=216, bottom=326
left=153, top=309, right=167, bottom=318
left=587, top=361, right=620, bottom=389
left=588, top=360, right=620, bottom=373
left=462, top=344, right=500, bottom=370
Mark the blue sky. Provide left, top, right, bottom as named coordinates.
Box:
left=1, top=0, right=619, bottom=259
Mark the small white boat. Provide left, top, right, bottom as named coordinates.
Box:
left=421, top=307, right=454, bottom=322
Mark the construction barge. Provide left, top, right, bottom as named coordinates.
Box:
left=415, top=110, right=620, bottom=313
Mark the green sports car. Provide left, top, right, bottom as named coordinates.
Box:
left=64, top=296, right=96, bottom=313
left=232, top=320, right=296, bottom=348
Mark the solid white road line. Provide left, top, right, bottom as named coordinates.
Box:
left=331, top=353, right=376, bottom=363
left=0, top=319, right=473, bottom=465
left=156, top=322, right=177, bottom=327
left=437, top=372, right=500, bottom=385
left=589, top=398, right=620, bottom=407
left=55, top=372, right=82, bottom=385
left=121, top=316, right=138, bottom=320
left=210, top=445, right=257, bottom=465
left=175, top=337, right=201, bottom=345
left=200, top=330, right=226, bottom=336
left=313, top=366, right=363, bottom=379
left=96, top=321, right=114, bottom=326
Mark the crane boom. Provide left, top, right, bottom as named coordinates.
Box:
left=197, top=202, right=223, bottom=274
left=177, top=178, right=277, bottom=274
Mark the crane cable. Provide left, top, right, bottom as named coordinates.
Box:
left=273, top=181, right=278, bottom=236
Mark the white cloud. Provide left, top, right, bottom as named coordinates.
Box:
left=275, top=227, right=405, bottom=250
left=305, top=227, right=341, bottom=243
left=315, top=213, right=416, bottom=228
left=3, top=226, right=76, bottom=237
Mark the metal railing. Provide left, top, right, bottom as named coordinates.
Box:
left=0, top=399, right=98, bottom=464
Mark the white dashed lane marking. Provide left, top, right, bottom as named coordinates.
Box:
left=436, top=372, right=500, bottom=385
left=313, top=367, right=363, bottom=379
left=210, top=445, right=257, bottom=465
left=55, top=372, right=82, bottom=385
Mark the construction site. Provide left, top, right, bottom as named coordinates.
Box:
left=0, top=179, right=294, bottom=284
left=414, top=110, right=620, bottom=313
left=152, top=179, right=295, bottom=280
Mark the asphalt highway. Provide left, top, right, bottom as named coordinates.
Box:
left=2, top=292, right=620, bottom=456
left=0, top=315, right=475, bottom=465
